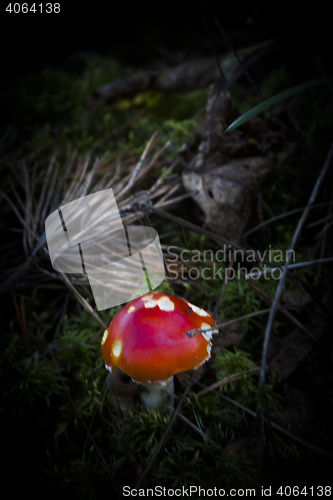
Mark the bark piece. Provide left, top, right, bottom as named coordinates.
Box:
left=89, top=40, right=274, bottom=106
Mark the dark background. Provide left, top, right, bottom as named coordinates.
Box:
left=1, top=2, right=330, bottom=79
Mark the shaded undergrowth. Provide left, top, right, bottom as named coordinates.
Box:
left=1, top=31, right=333, bottom=498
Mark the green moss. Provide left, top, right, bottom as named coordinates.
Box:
left=3, top=56, right=207, bottom=158
left=121, top=408, right=170, bottom=456
left=219, top=280, right=261, bottom=333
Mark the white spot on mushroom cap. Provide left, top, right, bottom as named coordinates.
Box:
left=207, top=342, right=212, bottom=355
left=127, top=305, right=136, bottom=313
left=200, top=323, right=218, bottom=341
left=200, top=322, right=213, bottom=341
left=142, top=294, right=175, bottom=311
left=187, top=302, right=209, bottom=317
left=112, top=340, right=122, bottom=357
left=101, top=330, right=108, bottom=345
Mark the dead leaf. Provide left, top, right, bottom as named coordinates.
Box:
left=270, top=383, right=317, bottom=428
left=176, top=363, right=207, bottom=390
left=281, top=289, right=312, bottom=306
left=267, top=328, right=314, bottom=382
left=212, top=323, right=244, bottom=354
left=267, top=294, right=329, bottom=382
left=183, top=156, right=273, bottom=241
left=183, top=84, right=275, bottom=241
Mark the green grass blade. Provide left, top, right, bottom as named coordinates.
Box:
left=225, top=75, right=333, bottom=132
left=143, top=267, right=152, bottom=292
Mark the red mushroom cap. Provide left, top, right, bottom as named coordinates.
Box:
left=101, top=292, right=217, bottom=383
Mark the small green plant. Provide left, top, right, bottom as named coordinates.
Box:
left=226, top=75, right=333, bottom=132
left=212, top=348, right=258, bottom=396
left=121, top=408, right=170, bottom=456
left=219, top=280, right=261, bottom=334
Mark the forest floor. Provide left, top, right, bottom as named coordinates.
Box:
left=1, top=7, right=333, bottom=498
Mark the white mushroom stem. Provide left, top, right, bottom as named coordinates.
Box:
left=139, top=377, right=174, bottom=412
left=107, top=367, right=174, bottom=412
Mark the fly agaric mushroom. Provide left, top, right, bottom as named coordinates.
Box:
left=101, top=292, right=218, bottom=410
